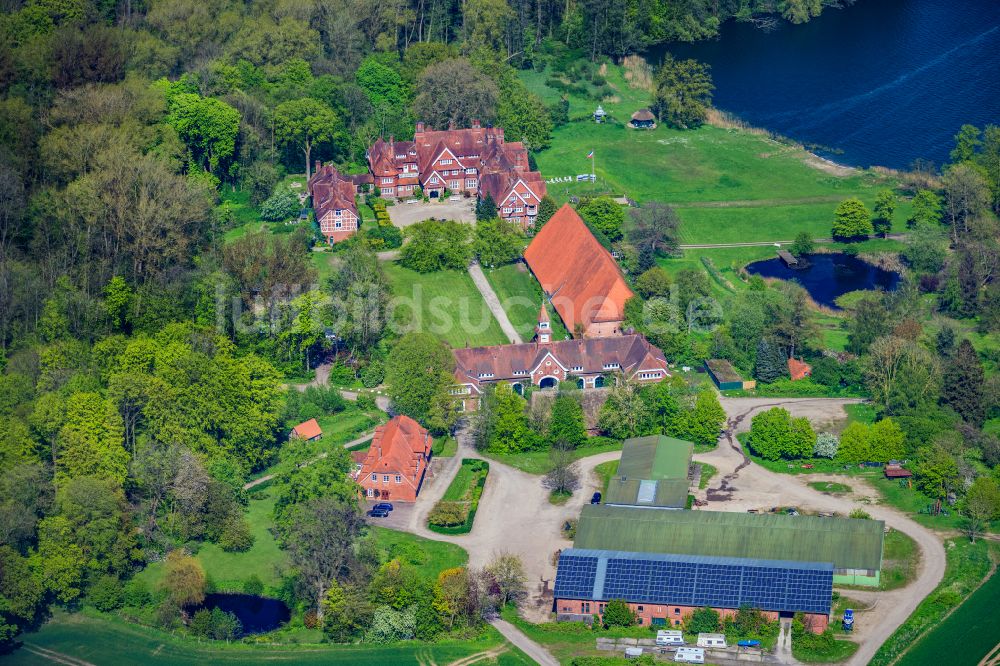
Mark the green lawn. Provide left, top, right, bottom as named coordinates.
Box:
left=366, top=526, right=468, bottom=580
left=484, top=438, right=623, bottom=475
left=698, top=462, right=717, bottom=490
left=594, top=460, right=618, bottom=497
left=484, top=262, right=571, bottom=341
left=382, top=261, right=508, bottom=347
left=432, top=435, right=459, bottom=457
left=808, top=481, right=852, bottom=494
left=879, top=529, right=920, bottom=591
left=896, top=559, right=1000, bottom=666
left=9, top=610, right=530, bottom=666
left=136, top=494, right=288, bottom=592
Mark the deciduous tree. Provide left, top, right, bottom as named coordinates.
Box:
left=961, top=476, right=1000, bottom=542
left=162, top=550, right=206, bottom=607
left=413, top=58, right=497, bottom=129
left=274, top=98, right=339, bottom=181
left=651, top=55, right=713, bottom=129
left=832, top=197, right=873, bottom=239
left=385, top=332, right=455, bottom=422
left=873, top=189, right=897, bottom=237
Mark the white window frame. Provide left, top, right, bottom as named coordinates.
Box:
left=370, top=473, right=376, bottom=481
left=383, top=474, right=390, bottom=482
left=395, top=475, right=402, bottom=484
left=439, top=159, right=453, bottom=165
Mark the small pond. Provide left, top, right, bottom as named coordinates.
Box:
left=198, top=593, right=290, bottom=635
left=744, top=253, right=900, bottom=309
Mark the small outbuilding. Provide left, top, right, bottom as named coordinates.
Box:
left=884, top=464, right=913, bottom=479
left=788, top=358, right=812, bottom=381
left=290, top=418, right=323, bottom=442
left=705, top=359, right=754, bottom=391
left=629, top=109, right=656, bottom=129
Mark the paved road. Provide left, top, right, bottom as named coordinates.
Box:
left=468, top=263, right=523, bottom=344
left=700, top=396, right=947, bottom=666
left=490, top=618, right=559, bottom=666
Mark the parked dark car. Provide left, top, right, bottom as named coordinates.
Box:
left=591, top=492, right=602, bottom=504
left=373, top=502, right=394, bottom=512
left=369, top=508, right=390, bottom=518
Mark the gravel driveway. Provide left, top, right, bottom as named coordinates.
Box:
left=697, top=396, right=947, bottom=666
left=387, top=199, right=476, bottom=227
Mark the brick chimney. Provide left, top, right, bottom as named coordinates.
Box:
left=415, top=121, right=425, bottom=133
left=472, top=118, right=481, bottom=129
left=448, top=119, right=456, bottom=130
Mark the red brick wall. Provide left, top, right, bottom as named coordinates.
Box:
left=554, top=598, right=827, bottom=634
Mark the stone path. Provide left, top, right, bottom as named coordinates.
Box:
left=468, top=263, right=522, bottom=344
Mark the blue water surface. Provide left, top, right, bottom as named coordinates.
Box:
left=654, top=0, right=1000, bottom=169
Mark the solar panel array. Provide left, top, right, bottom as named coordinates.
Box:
left=554, top=549, right=832, bottom=615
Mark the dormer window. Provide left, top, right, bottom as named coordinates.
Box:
left=603, top=363, right=620, bottom=370
left=440, top=159, right=453, bottom=165
left=571, top=365, right=583, bottom=372
left=539, top=322, right=549, bottom=329
left=477, top=372, right=494, bottom=379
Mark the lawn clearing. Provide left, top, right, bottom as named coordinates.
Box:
left=594, top=460, right=618, bottom=497
left=698, top=462, right=717, bottom=490
left=432, top=435, right=459, bottom=457
left=484, top=262, right=571, bottom=341
left=808, top=481, right=852, bottom=494
left=366, top=526, right=468, bottom=580
left=383, top=261, right=508, bottom=347
left=135, top=493, right=288, bottom=592
left=9, top=609, right=526, bottom=666
left=878, top=529, right=920, bottom=591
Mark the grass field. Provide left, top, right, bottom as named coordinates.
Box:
left=9, top=610, right=531, bottom=666
left=870, top=540, right=994, bottom=666
left=432, top=435, right=459, bottom=457
left=896, top=562, right=1000, bottom=666
left=136, top=494, right=288, bottom=591
left=484, top=263, right=571, bottom=341
left=594, top=460, right=618, bottom=496
left=382, top=261, right=507, bottom=348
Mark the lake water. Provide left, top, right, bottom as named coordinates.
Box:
left=656, top=0, right=1000, bottom=169
left=745, top=253, right=899, bottom=308
left=200, top=593, right=290, bottom=635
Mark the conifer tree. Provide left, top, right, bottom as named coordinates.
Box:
left=942, top=339, right=986, bottom=425
left=754, top=339, right=786, bottom=383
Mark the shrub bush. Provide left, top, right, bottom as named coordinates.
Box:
left=361, top=360, right=385, bottom=388
left=89, top=575, right=126, bottom=611
left=243, top=575, right=264, bottom=596
left=219, top=514, right=255, bottom=552
left=428, top=501, right=469, bottom=527
left=124, top=578, right=152, bottom=608
left=260, top=188, right=299, bottom=222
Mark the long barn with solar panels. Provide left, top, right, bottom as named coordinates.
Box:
left=553, top=504, right=885, bottom=633
left=554, top=549, right=834, bottom=631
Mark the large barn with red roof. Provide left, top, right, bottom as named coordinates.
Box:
left=524, top=204, right=634, bottom=338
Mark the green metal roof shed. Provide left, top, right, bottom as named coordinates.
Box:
left=575, top=505, right=885, bottom=573
left=615, top=435, right=693, bottom=480
left=605, top=435, right=694, bottom=508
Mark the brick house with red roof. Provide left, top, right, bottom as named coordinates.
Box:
left=357, top=415, right=432, bottom=502
left=451, top=304, right=669, bottom=411
left=524, top=204, right=634, bottom=338
left=367, top=121, right=546, bottom=228
left=307, top=164, right=361, bottom=244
